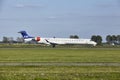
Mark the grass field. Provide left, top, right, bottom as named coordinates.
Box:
left=0, top=66, right=120, bottom=80
left=0, top=48, right=120, bottom=62
left=0, top=48, right=120, bottom=80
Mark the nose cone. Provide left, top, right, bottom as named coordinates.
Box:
left=93, top=42, right=97, bottom=46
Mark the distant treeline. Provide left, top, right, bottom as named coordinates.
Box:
left=2, top=37, right=24, bottom=43
left=1, top=35, right=120, bottom=46
left=91, top=35, right=120, bottom=45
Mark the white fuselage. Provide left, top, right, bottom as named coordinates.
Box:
left=19, top=31, right=97, bottom=47
left=36, top=38, right=97, bottom=46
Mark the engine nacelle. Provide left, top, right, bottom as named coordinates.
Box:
left=35, top=37, right=41, bottom=41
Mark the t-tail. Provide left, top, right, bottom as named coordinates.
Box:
left=18, top=31, right=34, bottom=39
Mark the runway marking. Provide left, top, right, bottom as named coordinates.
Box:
left=0, top=62, right=119, bottom=66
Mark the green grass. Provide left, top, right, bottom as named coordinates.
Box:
left=0, top=48, right=120, bottom=62
left=0, top=48, right=120, bottom=80
left=0, top=66, right=119, bottom=80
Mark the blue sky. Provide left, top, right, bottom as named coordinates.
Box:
left=0, top=0, right=120, bottom=41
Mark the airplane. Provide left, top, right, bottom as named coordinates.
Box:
left=18, top=31, right=97, bottom=47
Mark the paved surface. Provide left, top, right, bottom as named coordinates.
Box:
left=0, top=62, right=120, bottom=66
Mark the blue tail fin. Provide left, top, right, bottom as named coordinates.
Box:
left=18, top=31, right=34, bottom=39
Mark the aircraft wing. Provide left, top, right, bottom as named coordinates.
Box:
left=45, top=39, right=58, bottom=45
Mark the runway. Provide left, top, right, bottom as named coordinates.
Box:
left=0, top=62, right=120, bottom=66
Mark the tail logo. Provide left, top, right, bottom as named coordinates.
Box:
left=18, top=31, right=34, bottom=39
